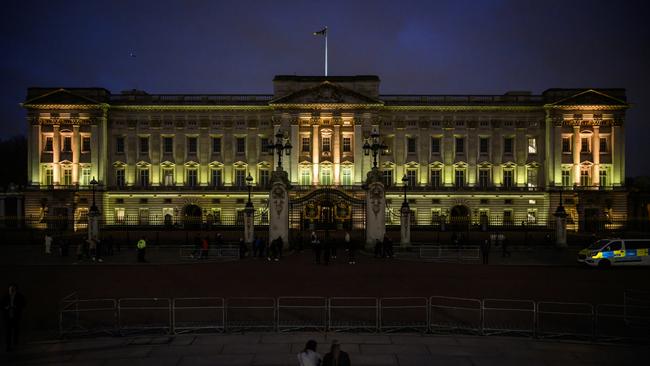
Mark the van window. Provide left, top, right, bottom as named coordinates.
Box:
left=625, top=240, right=650, bottom=250
left=588, top=239, right=610, bottom=250
left=604, top=241, right=622, bottom=251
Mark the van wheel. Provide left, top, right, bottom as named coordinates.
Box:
left=598, top=259, right=611, bottom=268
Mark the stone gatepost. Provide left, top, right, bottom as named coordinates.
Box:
left=269, top=170, right=290, bottom=248
left=88, top=208, right=101, bottom=241
left=365, top=168, right=386, bottom=248
left=400, top=202, right=411, bottom=246
left=554, top=202, right=568, bottom=248
left=244, top=205, right=255, bottom=245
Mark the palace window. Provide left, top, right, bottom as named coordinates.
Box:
left=82, top=136, right=91, bottom=152
left=212, top=137, right=222, bottom=154
left=479, top=137, right=489, bottom=154
left=115, top=169, right=125, bottom=187
left=302, top=137, right=310, bottom=152
left=479, top=169, right=490, bottom=188
left=599, top=169, right=608, bottom=187
left=116, top=137, right=125, bottom=154
left=162, top=168, right=174, bottom=186
left=236, top=137, right=246, bottom=154
left=322, top=137, right=331, bottom=152
left=503, top=137, right=514, bottom=154
left=342, top=137, right=351, bottom=152
left=300, top=169, right=311, bottom=185
left=406, top=169, right=417, bottom=187
left=454, top=169, right=465, bottom=188
left=561, top=170, right=571, bottom=187
left=81, top=168, right=91, bottom=186
left=139, top=137, right=149, bottom=154
left=321, top=169, right=332, bottom=185
left=45, top=168, right=53, bottom=186
left=527, top=168, right=538, bottom=188
left=430, top=169, right=441, bottom=189
left=163, top=137, right=173, bottom=154
left=503, top=169, right=514, bottom=189
left=382, top=169, right=393, bottom=187
left=259, top=169, right=270, bottom=188
left=580, top=169, right=590, bottom=186
left=62, top=168, right=72, bottom=186
left=527, top=209, right=537, bottom=224
left=342, top=168, right=352, bottom=185
left=431, top=137, right=440, bottom=154
left=407, top=137, right=417, bottom=154
left=455, top=137, right=464, bottom=154
left=581, top=137, right=590, bottom=153
left=600, top=137, right=608, bottom=153
left=235, top=169, right=246, bottom=187
left=186, top=169, right=198, bottom=187
left=43, top=136, right=53, bottom=152
left=562, top=137, right=571, bottom=153
left=114, top=208, right=125, bottom=224
left=187, top=137, right=198, bottom=154
left=62, top=136, right=72, bottom=152
left=528, top=138, right=537, bottom=154
left=211, top=168, right=222, bottom=187
left=139, top=168, right=149, bottom=187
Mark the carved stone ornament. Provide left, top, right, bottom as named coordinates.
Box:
left=365, top=167, right=383, bottom=186
left=368, top=182, right=384, bottom=218
left=271, top=185, right=286, bottom=216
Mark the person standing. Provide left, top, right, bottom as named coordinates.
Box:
left=311, top=232, right=321, bottom=264
left=322, top=340, right=351, bottom=366
left=481, top=238, right=491, bottom=264
left=44, top=233, right=53, bottom=254
left=88, top=237, right=97, bottom=262
left=330, top=232, right=337, bottom=260
left=2, top=284, right=26, bottom=352
left=137, top=237, right=147, bottom=263
left=346, top=232, right=356, bottom=264
left=374, top=238, right=382, bottom=258
left=297, top=339, right=321, bottom=366
left=501, top=233, right=510, bottom=258
left=383, top=234, right=394, bottom=258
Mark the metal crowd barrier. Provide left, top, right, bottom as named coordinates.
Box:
left=328, top=297, right=378, bottom=332
left=277, top=297, right=328, bottom=332
left=482, top=299, right=535, bottom=337
left=380, top=297, right=428, bottom=333
left=225, top=297, right=276, bottom=331
left=429, top=296, right=482, bottom=335
left=536, top=302, right=594, bottom=340
left=419, top=245, right=480, bottom=262
left=59, top=292, right=118, bottom=337
left=118, top=298, right=172, bottom=335
left=173, top=297, right=225, bottom=334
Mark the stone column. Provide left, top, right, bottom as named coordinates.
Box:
left=592, top=126, right=600, bottom=186
left=353, top=124, right=363, bottom=184
left=269, top=170, right=290, bottom=248
left=244, top=203, right=255, bottom=245
left=572, top=126, right=581, bottom=185
left=29, top=124, right=41, bottom=185
left=333, top=124, right=341, bottom=184
left=72, top=125, right=80, bottom=185
left=365, top=169, right=386, bottom=247
left=53, top=124, right=61, bottom=184
left=88, top=209, right=101, bottom=241
left=554, top=200, right=567, bottom=248
left=400, top=201, right=411, bottom=246
left=312, top=124, right=319, bottom=185
left=290, top=124, right=299, bottom=184
left=91, top=123, right=100, bottom=183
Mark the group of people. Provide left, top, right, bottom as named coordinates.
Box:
left=310, top=231, right=356, bottom=265
left=298, top=339, right=351, bottom=366
left=480, top=232, right=510, bottom=264
left=43, top=233, right=118, bottom=262
left=373, top=234, right=394, bottom=259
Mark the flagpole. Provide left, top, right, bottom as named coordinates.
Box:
left=324, top=27, right=328, bottom=76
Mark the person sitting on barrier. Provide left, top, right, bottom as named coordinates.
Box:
left=322, top=340, right=351, bottom=366
left=297, top=339, right=321, bottom=366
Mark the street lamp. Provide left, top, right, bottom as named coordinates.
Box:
left=245, top=173, right=254, bottom=217
left=89, top=177, right=99, bottom=214
left=362, top=128, right=387, bottom=169
left=267, top=129, right=292, bottom=170
left=401, top=174, right=409, bottom=208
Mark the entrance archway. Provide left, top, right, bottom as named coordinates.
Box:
left=450, top=205, right=470, bottom=229
left=183, top=204, right=202, bottom=228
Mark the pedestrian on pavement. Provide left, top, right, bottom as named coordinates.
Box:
left=44, top=233, right=53, bottom=254
left=297, top=339, right=321, bottom=366
left=322, top=340, right=351, bottom=366
left=215, top=233, right=224, bottom=248
left=311, top=232, right=321, bottom=264
left=383, top=234, right=394, bottom=258
left=252, top=236, right=260, bottom=258
left=501, top=234, right=511, bottom=258
left=87, top=237, right=97, bottom=262
left=481, top=238, right=491, bottom=264
left=137, top=236, right=147, bottom=263
left=201, top=236, right=210, bottom=259
left=2, top=283, right=26, bottom=352
left=94, top=238, right=104, bottom=263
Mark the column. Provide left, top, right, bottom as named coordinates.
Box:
left=515, top=126, right=526, bottom=186
left=52, top=124, right=61, bottom=184
left=395, top=128, right=405, bottom=179
left=269, top=171, right=290, bottom=248
left=592, top=126, right=600, bottom=186
left=30, top=124, right=41, bottom=185
left=91, top=124, right=100, bottom=183
left=612, top=124, right=624, bottom=186
left=552, top=122, right=562, bottom=186
left=333, top=124, right=341, bottom=184
left=290, top=124, right=299, bottom=184
left=443, top=128, right=454, bottom=186
left=353, top=124, right=363, bottom=184
left=572, top=126, right=581, bottom=185
left=72, top=125, right=80, bottom=184
left=312, top=124, right=319, bottom=184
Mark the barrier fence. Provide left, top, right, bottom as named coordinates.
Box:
left=58, top=294, right=650, bottom=343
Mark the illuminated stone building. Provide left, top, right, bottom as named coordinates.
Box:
left=21, top=75, right=628, bottom=234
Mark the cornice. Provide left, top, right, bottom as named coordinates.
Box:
left=384, top=105, right=543, bottom=112
left=270, top=103, right=384, bottom=110
left=22, top=103, right=109, bottom=110
left=109, top=105, right=272, bottom=111
left=543, top=104, right=629, bottom=111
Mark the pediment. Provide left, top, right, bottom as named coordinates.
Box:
left=25, top=88, right=103, bottom=105
left=270, top=82, right=383, bottom=105
left=548, top=89, right=627, bottom=106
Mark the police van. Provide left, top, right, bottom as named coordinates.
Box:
left=577, top=238, right=650, bottom=267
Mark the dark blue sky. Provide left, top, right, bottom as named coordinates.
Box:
left=1, top=0, right=649, bottom=175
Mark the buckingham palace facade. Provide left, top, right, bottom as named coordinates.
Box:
left=20, top=75, right=628, bottom=232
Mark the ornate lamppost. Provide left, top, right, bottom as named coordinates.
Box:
left=267, top=129, right=292, bottom=170
left=245, top=173, right=254, bottom=216
left=88, top=177, right=100, bottom=241
left=362, top=128, right=388, bottom=169
left=89, top=177, right=99, bottom=214
left=400, top=174, right=411, bottom=245
left=554, top=187, right=567, bottom=248
left=244, top=173, right=255, bottom=245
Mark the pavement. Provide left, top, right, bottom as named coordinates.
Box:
left=2, top=332, right=647, bottom=366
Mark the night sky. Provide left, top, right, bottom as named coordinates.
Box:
left=1, top=0, right=649, bottom=176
